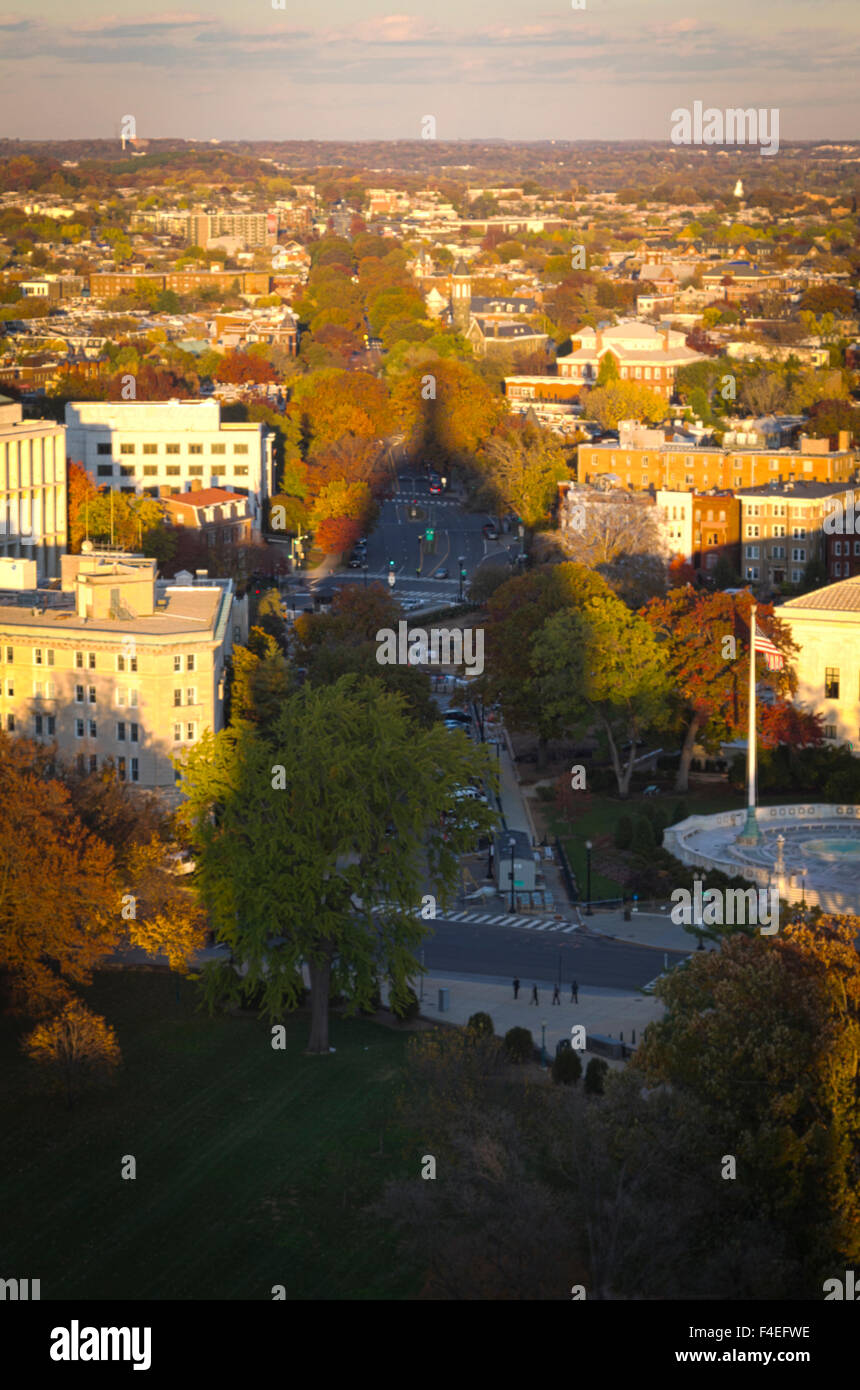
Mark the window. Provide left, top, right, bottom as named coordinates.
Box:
left=117, top=757, right=126, bottom=783
left=5, top=647, right=12, bottom=664
left=47, top=715, right=55, bottom=736
left=233, top=443, right=249, bottom=455
left=116, top=653, right=137, bottom=673
left=143, top=466, right=158, bottom=476
left=189, top=443, right=203, bottom=455
left=6, top=714, right=14, bottom=731
left=749, top=505, right=760, bottom=517
left=97, top=465, right=113, bottom=477
left=76, top=753, right=85, bottom=774
left=854, top=541, right=860, bottom=557
left=186, top=688, right=196, bottom=705
left=772, top=545, right=785, bottom=560
left=130, top=723, right=139, bottom=743
left=186, top=654, right=195, bottom=672
left=825, top=667, right=840, bottom=699
left=119, top=465, right=135, bottom=478
left=174, top=689, right=182, bottom=707
left=793, top=526, right=806, bottom=538
left=33, top=648, right=42, bottom=665
left=835, top=561, right=842, bottom=577
left=34, top=714, right=43, bottom=736
left=129, top=689, right=138, bottom=708
left=174, top=723, right=182, bottom=742
left=186, top=722, right=196, bottom=742
left=745, top=545, right=759, bottom=559
left=166, top=465, right=181, bottom=477
left=131, top=758, right=139, bottom=783
left=233, top=465, right=248, bottom=477
left=115, top=687, right=127, bottom=707
left=824, top=724, right=837, bottom=740
left=4, top=679, right=11, bottom=698
left=746, top=525, right=759, bottom=538
left=142, top=443, right=157, bottom=455
left=97, top=442, right=112, bottom=456
left=75, top=651, right=84, bottom=668
left=210, top=443, right=226, bottom=455
left=773, top=525, right=785, bottom=537
left=88, top=719, right=97, bottom=738
left=75, top=718, right=84, bottom=738
left=166, top=444, right=180, bottom=455
left=120, top=443, right=135, bottom=455
left=174, top=655, right=182, bottom=672
left=188, top=465, right=204, bottom=476
left=746, top=566, right=759, bottom=581
left=76, top=684, right=84, bottom=703
left=88, top=685, right=96, bottom=704
left=835, top=541, right=843, bottom=556
left=791, top=569, right=803, bottom=583
left=792, top=548, right=806, bottom=563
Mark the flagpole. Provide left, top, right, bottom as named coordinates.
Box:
left=738, top=600, right=761, bottom=844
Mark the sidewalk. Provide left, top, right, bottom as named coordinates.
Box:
left=579, top=909, right=702, bottom=954
left=388, top=972, right=664, bottom=1057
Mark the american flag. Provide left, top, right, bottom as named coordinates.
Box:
left=754, top=631, right=785, bottom=671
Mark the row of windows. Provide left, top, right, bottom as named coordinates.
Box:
left=97, top=442, right=249, bottom=456
left=71, top=717, right=197, bottom=743
left=832, top=541, right=860, bottom=556
left=745, top=567, right=806, bottom=583
left=745, top=546, right=805, bottom=562
left=0, top=649, right=197, bottom=671
left=98, top=465, right=250, bottom=478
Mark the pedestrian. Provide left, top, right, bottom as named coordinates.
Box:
left=552, top=983, right=560, bottom=1005
left=571, top=980, right=578, bottom=1004
left=531, top=984, right=538, bottom=1005
left=513, top=977, right=520, bottom=1000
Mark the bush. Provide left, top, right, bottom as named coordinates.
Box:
left=391, top=986, right=420, bottom=1022
left=644, top=804, right=668, bottom=837
left=504, top=1026, right=535, bottom=1063
left=670, top=800, right=689, bottom=825
left=466, top=1011, right=495, bottom=1038
left=614, top=813, right=634, bottom=849
left=359, top=983, right=383, bottom=1017
left=584, top=1057, right=609, bottom=1095
left=552, top=1048, right=582, bottom=1085
left=632, top=816, right=656, bottom=854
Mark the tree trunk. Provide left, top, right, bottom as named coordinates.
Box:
left=675, top=714, right=703, bottom=793
left=306, top=951, right=332, bottom=1054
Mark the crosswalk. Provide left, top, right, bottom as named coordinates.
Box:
left=435, top=911, right=579, bottom=934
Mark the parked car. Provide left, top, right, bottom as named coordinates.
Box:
left=434, top=567, right=449, bottom=579
left=483, top=523, right=499, bottom=540
left=443, top=709, right=472, bottom=724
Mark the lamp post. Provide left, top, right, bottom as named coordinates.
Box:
left=585, top=839, right=593, bottom=916
left=458, top=555, right=466, bottom=603
left=541, top=1021, right=547, bottom=1070
left=508, top=836, right=516, bottom=914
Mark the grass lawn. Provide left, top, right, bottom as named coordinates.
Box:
left=546, top=786, right=808, bottom=899
left=0, top=971, right=421, bottom=1300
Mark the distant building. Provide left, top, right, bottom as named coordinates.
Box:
left=735, top=480, right=858, bottom=589
left=89, top=271, right=271, bottom=299
left=0, top=396, right=66, bottom=581
left=557, top=321, right=705, bottom=397
left=64, top=399, right=274, bottom=533
left=161, top=487, right=252, bottom=548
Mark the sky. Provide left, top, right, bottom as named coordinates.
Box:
left=0, top=0, right=857, bottom=143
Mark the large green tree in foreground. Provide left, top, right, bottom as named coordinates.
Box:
left=178, top=677, right=496, bottom=1052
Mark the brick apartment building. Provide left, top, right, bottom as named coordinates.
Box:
left=89, top=271, right=272, bottom=299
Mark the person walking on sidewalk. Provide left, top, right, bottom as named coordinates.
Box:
left=531, top=984, right=539, bottom=1005
left=513, top=977, right=520, bottom=1000
left=552, top=983, right=560, bottom=1005
left=571, top=980, right=578, bottom=1004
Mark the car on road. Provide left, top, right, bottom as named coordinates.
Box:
left=429, top=482, right=442, bottom=494
left=443, top=709, right=472, bottom=724
left=433, top=567, right=449, bottom=579
left=347, top=554, right=364, bottom=568
left=482, top=523, right=499, bottom=540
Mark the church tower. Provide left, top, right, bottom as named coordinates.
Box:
left=450, top=257, right=471, bottom=334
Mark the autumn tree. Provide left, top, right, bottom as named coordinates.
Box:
left=23, top=1001, right=121, bottom=1108
left=315, top=516, right=363, bottom=555
left=641, top=588, right=798, bottom=792
left=581, top=380, right=667, bottom=429
left=476, top=417, right=571, bottom=528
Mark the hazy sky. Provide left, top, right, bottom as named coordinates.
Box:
left=0, top=0, right=857, bottom=143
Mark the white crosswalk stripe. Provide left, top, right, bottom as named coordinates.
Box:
left=562, top=925, right=578, bottom=933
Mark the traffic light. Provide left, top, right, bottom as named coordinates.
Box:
left=425, top=528, right=434, bottom=543
left=459, top=564, right=467, bottom=580
left=388, top=558, right=395, bottom=570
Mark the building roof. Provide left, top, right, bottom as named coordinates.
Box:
left=163, top=488, right=247, bottom=509
left=780, top=575, right=860, bottom=613
left=734, top=481, right=855, bottom=500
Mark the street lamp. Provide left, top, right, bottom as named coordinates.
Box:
left=508, top=835, right=516, bottom=914
left=541, top=1021, right=547, bottom=1070
left=458, top=556, right=466, bottom=603
left=585, top=839, right=593, bottom=916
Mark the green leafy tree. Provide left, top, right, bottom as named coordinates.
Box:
left=178, top=678, right=496, bottom=1052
